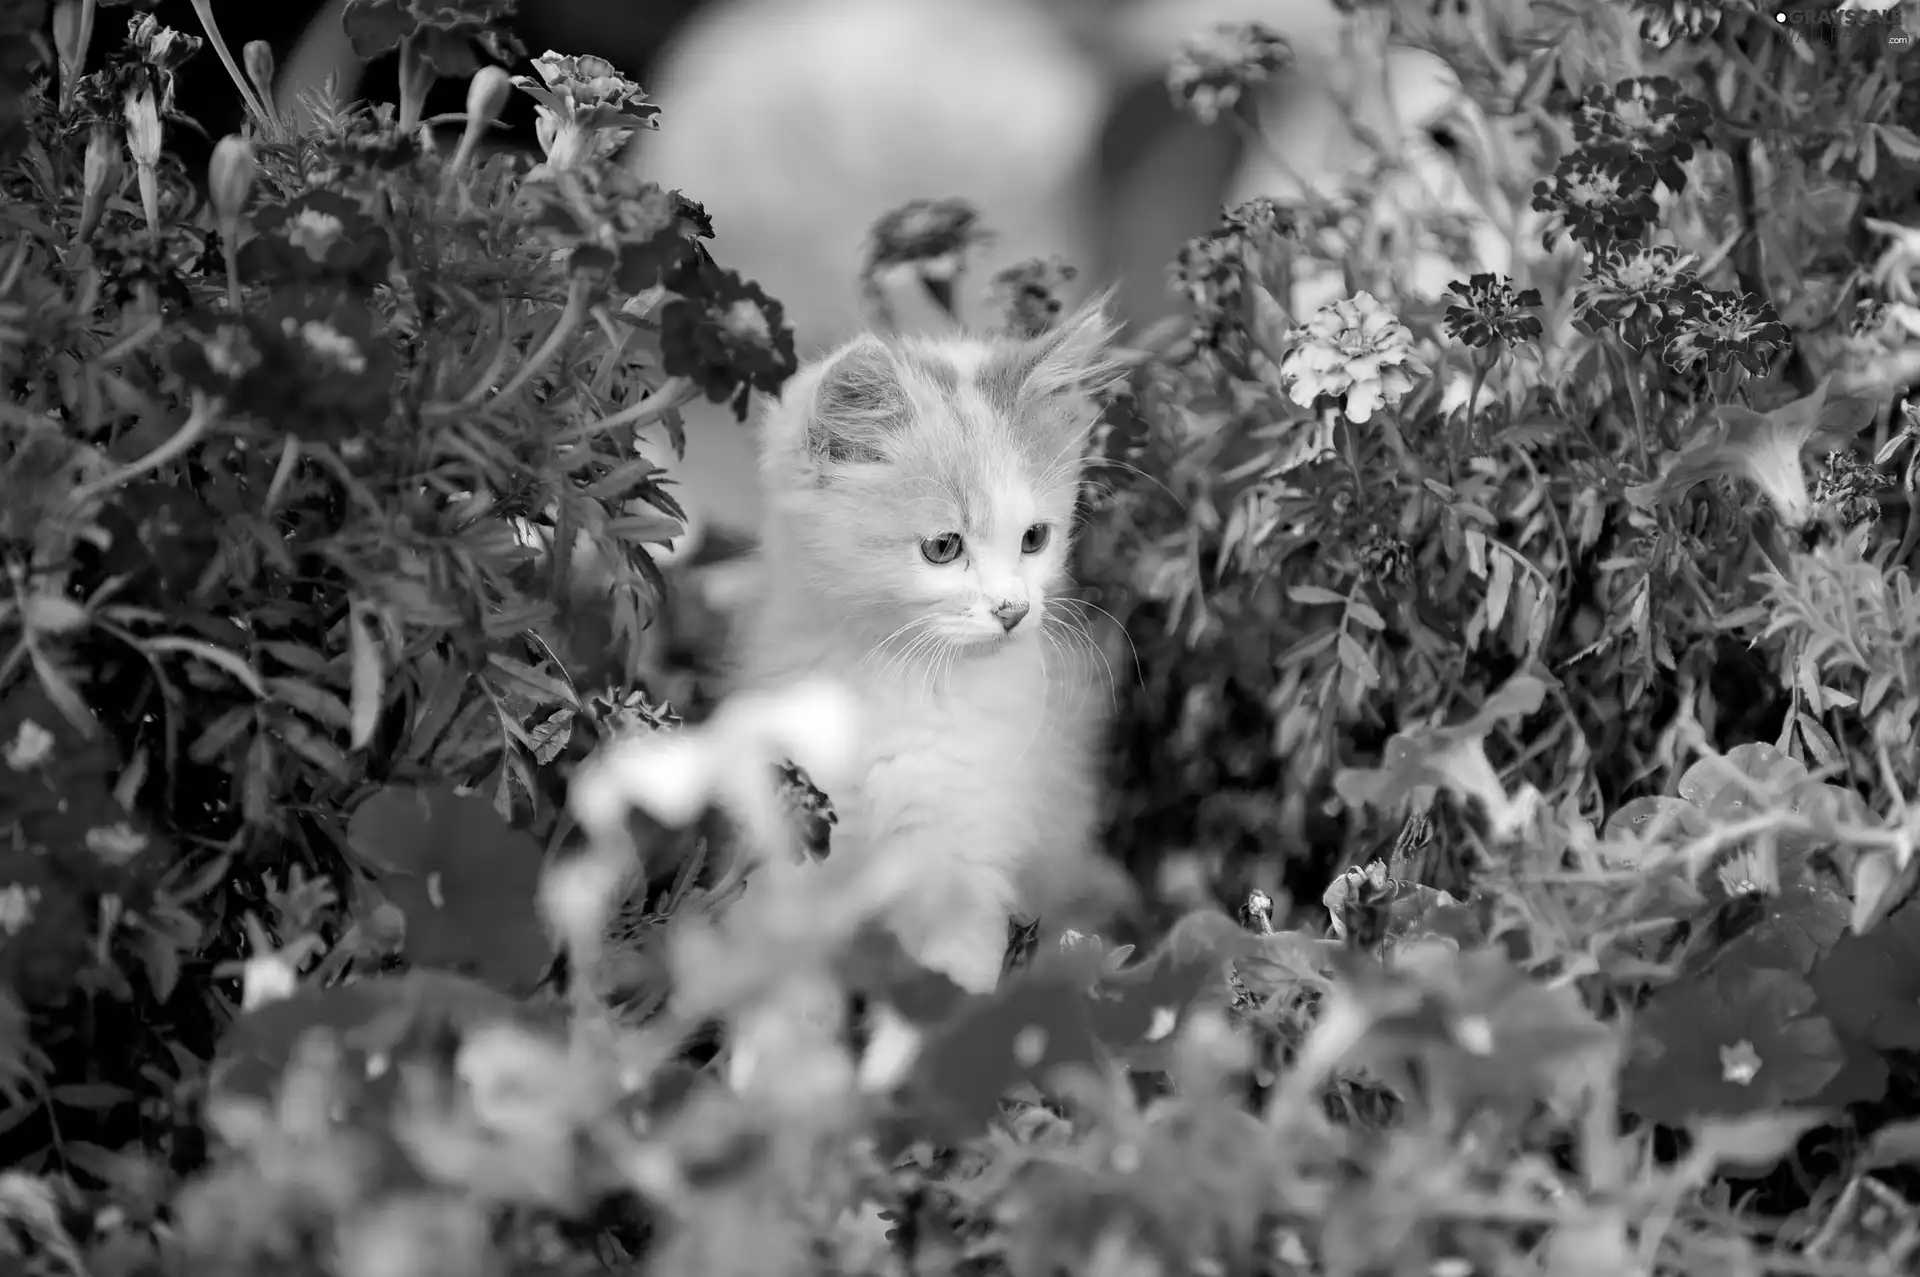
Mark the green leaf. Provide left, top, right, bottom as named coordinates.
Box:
left=1624, top=966, right=1843, bottom=1123
left=1332, top=669, right=1554, bottom=833
left=1875, top=123, right=1920, bottom=164
left=211, top=971, right=541, bottom=1106
left=1689, top=1110, right=1830, bottom=1176
left=902, top=969, right=1103, bottom=1145
left=1810, top=904, right=1920, bottom=1051
left=346, top=786, right=551, bottom=992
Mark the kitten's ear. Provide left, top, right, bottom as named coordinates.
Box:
left=788, top=335, right=909, bottom=468
left=991, top=289, right=1127, bottom=403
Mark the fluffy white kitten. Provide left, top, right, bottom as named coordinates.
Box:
left=734, top=301, right=1124, bottom=993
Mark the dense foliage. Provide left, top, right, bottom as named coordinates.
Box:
left=5, top=0, right=1920, bottom=1274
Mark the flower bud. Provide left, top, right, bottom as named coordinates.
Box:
left=243, top=40, right=277, bottom=114
left=466, top=65, right=512, bottom=132
left=209, top=135, right=257, bottom=227
left=77, top=123, right=124, bottom=241
left=122, top=88, right=163, bottom=168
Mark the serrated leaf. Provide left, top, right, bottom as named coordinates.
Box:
left=1287, top=584, right=1347, bottom=607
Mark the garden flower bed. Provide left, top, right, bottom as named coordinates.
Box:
left=5, top=0, right=1920, bottom=1274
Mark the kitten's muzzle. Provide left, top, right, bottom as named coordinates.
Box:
left=991, top=600, right=1030, bottom=632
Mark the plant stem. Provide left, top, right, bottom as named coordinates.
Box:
left=477, top=276, right=593, bottom=406
left=187, top=0, right=274, bottom=137
left=219, top=220, right=242, bottom=311
left=1605, top=332, right=1655, bottom=473
left=551, top=376, right=699, bottom=445
left=395, top=35, right=436, bottom=136
left=56, top=0, right=97, bottom=114
left=70, top=394, right=219, bottom=508
left=134, top=160, right=161, bottom=247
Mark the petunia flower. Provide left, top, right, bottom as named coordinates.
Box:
left=1623, top=965, right=1843, bottom=1122
left=1628, top=378, right=1877, bottom=527
left=1277, top=291, right=1429, bottom=424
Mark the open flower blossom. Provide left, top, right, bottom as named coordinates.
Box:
left=1572, top=242, right=1700, bottom=349
left=514, top=50, right=660, bottom=173
left=1165, top=21, right=1293, bottom=124
left=1627, top=379, right=1876, bottom=527
left=1662, top=287, right=1789, bottom=375
left=1278, top=291, right=1429, bottom=423
left=1866, top=217, right=1920, bottom=306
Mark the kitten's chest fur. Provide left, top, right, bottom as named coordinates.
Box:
left=834, top=648, right=1095, bottom=890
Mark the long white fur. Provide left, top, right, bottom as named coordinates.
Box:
left=734, top=299, right=1124, bottom=993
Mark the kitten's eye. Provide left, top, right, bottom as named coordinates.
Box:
left=1020, top=524, right=1051, bottom=555
left=920, top=533, right=964, bottom=565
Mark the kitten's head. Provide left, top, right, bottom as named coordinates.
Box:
left=759, top=298, right=1123, bottom=654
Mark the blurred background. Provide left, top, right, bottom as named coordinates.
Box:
left=137, top=0, right=1470, bottom=540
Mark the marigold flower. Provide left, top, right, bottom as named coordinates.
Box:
left=1573, top=75, right=1710, bottom=194
left=239, top=191, right=392, bottom=289
left=1662, top=287, right=1789, bottom=375
left=1278, top=291, right=1428, bottom=424
left=1531, top=148, right=1659, bottom=249
left=514, top=48, right=658, bottom=173
left=1572, top=243, right=1700, bottom=350
left=169, top=291, right=396, bottom=443
left=1812, top=450, right=1887, bottom=528
left=1170, top=227, right=1248, bottom=345
left=1166, top=22, right=1293, bottom=124
left=1442, top=273, right=1543, bottom=349
left=1634, top=0, right=1744, bottom=50
left=990, top=257, right=1078, bottom=338
left=862, top=198, right=992, bottom=317
left=659, top=266, right=799, bottom=420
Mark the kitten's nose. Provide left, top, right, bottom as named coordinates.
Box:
left=991, top=600, right=1030, bottom=632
